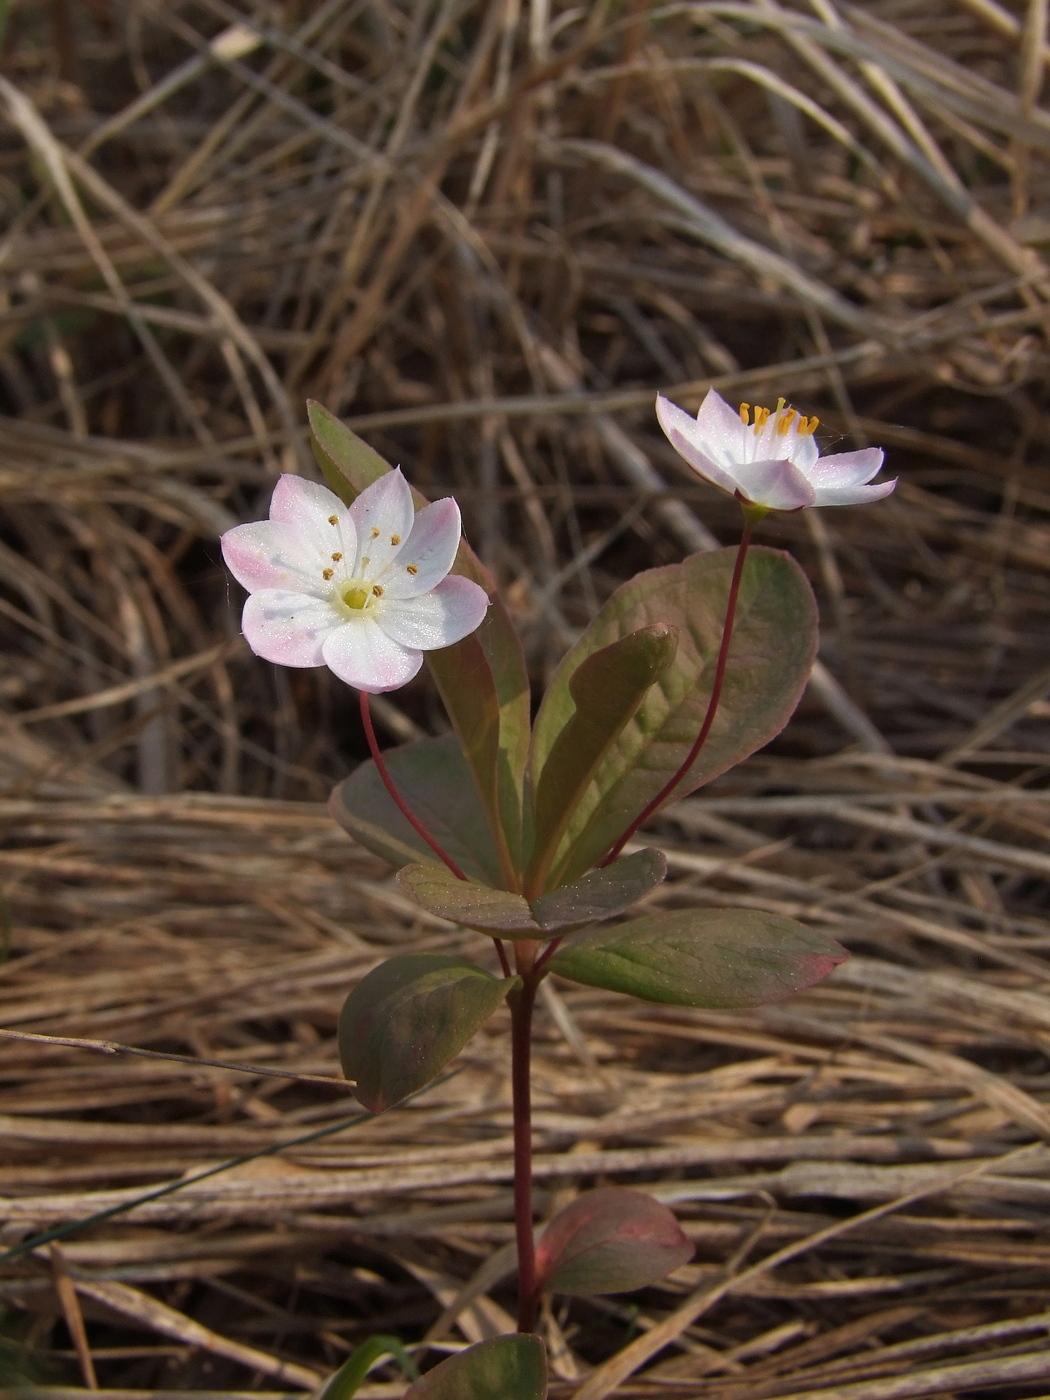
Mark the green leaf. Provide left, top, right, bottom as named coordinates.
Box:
left=396, top=864, right=536, bottom=935
left=427, top=565, right=530, bottom=882
left=530, top=848, right=666, bottom=928
left=339, top=954, right=515, bottom=1113
left=535, top=1188, right=693, bottom=1296
left=548, top=907, right=847, bottom=1008
left=330, top=734, right=502, bottom=885
left=308, top=400, right=391, bottom=502
left=530, top=547, right=818, bottom=883
left=527, top=625, right=678, bottom=889
left=318, top=1336, right=419, bottom=1400
left=396, top=848, right=666, bottom=938
left=404, top=1336, right=547, bottom=1400
left=308, top=400, right=530, bottom=882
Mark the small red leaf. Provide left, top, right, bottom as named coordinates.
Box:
left=535, top=1188, right=694, bottom=1297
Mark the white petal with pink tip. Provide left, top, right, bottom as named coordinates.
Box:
left=656, top=389, right=895, bottom=511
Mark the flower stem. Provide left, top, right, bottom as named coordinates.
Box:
left=358, top=690, right=469, bottom=882
left=510, top=957, right=540, bottom=1333
left=600, top=520, right=755, bottom=866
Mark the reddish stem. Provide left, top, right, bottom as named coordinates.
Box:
left=600, top=521, right=755, bottom=866
left=494, top=938, right=512, bottom=978
left=358, top=690, right=469, bottom=882
left=510, top=962, right=540, bottom=1333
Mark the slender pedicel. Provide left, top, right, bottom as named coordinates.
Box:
left=358, top=690, right=469, bottom=882
left=510, top=959, right=540, bottom=1333
left=600, top=518, right=755, bottom=866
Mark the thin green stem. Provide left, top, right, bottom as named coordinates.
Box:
left=600, top=520, right=755, bottom=866
left=358, top=690, right=469, bottom=882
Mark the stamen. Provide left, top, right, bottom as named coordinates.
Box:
left=372, top=584, right=384, bottom=597
left=370, top=527, right=380, bottom=539
left=331, top=552, right=342, bottom=561
left=753, top=405, right=771, bottom=428
left=739, top=402, right=750, bottom=425
left=323, top=568, right=334, bottom=580
left=328, top=515, right=338, bottom=525
left=390, top=533, right=401, bottom=546
left=406, top=563, right=419, bottom=576
left=776, top=408, right=797, bottom=436
left=799, top=415, right=819, bottom=436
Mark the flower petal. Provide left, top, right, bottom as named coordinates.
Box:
left=321, top=616, right=422, bottom=693
left=731, top=456, right=817, bottom=510
left=807, top=447, right=885, bottom=489
left=693, top=388, right=752, bottom=469
left=271, top=474, right=357, bottom=552
left=656, top=394, right=741, bottom=495
left=787, top=429, right=819, bottom=473
left=376, top=576, right=489, bottom=650
left=811, top=478, right=897, bottom=507
left=348, top=469, right=416, bottom=580
left=377, top=497, right=463, bottom=598
left=241, top=589, right=344, bottom=666
left=222, top=520, right=331, bottom=597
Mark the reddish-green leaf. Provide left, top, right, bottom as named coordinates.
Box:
left=530, top=548, right=818, bottom=883
left=535, top=1188, right=693, bottom=1296
left=396, top=848, right=666, bottom=938
left=308, top=400, right=530, bottom=881
left=530, top=848, right=666, bottom=928
left=308, top=401, right=390, bottom=501
left=404, top=1336, right=547, bottom=1400
left=330, top=734, right=502, bottom=885
left=548, top=907, right=847, bottom=1008
left=339, top=954, right=514, bottom=1113
left=396, top=863, right=536, bottom=935
left=527, top=625, right=677, bottom=889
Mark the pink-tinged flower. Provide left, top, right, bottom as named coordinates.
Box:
left=221, top=471, right=489, bottom=693
left=656, top=389, right=895, bottom=511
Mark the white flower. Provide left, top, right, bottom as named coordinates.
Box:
left=656, top=389, right=895, bottom=510
left=221, top=470, right=489, bottom=693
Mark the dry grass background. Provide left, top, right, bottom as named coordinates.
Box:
left=1, top=0, right=1050, bottom=1396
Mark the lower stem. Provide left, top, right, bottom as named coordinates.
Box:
left=510, top=965, right=540, bottom=1333
left=600, top=519, right=755, bottom=866
left=358, top=690, right=469, bottom=882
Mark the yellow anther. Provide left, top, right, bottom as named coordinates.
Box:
left=753, top=405, right=771, bottom=428
left=799, top=415, right=819, bottom=436
left=739, top=402, right=750, bottom=425
left=776, top=408, right=797, bottom=436
left=323, top=568, right=334, bottom=580
left=370, top=526, right=380, bottom=539
left=390, top=534, right=401, bottom=546
left=407, top=563, right=419, bottom=575
left=372, top=583, right=384, bottom=597
left=328, top=515, right=338, bottom=525
left=331, top=552, right=342, bottom=561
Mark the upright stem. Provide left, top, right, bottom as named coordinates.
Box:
left=510, top=961, right=540, bottom=1333
left=601, top=520, right=755, bottom=866
left=358, top=690, right=469, bottom=882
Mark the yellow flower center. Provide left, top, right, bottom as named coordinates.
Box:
left=341, top=583, right=370, bottom=610
left=339, top=581, right=385, bottom=611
